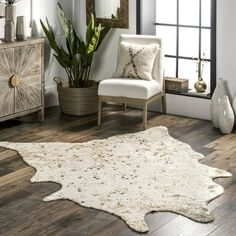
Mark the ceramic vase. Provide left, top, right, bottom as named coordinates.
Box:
left=210, top=78, right=227, bottom=128
left=194, top=78, right=207, bottom=93
left=218, top=95, right=235, bottom=134
left=5, top=5, right=16, bottom=31
left=4, top=21, right=14, bottom=42
left=16, top=16, right=27, bottom=41
left=232, top=93, right=236, bottom=120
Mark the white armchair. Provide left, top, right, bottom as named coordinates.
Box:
left=98, top=34, right=166, bottom=130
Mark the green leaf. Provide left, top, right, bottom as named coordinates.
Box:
left=87, top=24, right=102, bottom=54
left=57, top=3, right=77, bottom=56
left=59, top=46, right=72, bottom=66
left=78, top=42, right=87, bottom=56
left=86, top=13, right=95, bottom=45
left=53, top=54, right=68, bottom=68
left=40, top=19, right=59, bottom=54
left=72, top=29, right=79, bottom=55
left=96, top=25, right=111, bottom=51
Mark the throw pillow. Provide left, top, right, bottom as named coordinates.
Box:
left=113, top=42, right=159, bottom=81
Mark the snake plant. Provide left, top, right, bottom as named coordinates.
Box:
left=40, top=3, right=110, bottom=88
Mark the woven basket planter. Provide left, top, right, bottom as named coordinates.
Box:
left=57, top=81, right=98, bottom=116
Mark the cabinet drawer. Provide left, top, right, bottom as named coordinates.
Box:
left=0, top=43, right=42, bottom=117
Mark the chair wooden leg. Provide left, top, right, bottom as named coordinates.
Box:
left=143, top=102, right=148, bottom=130
left=98, top=97, right=102, bottom=125
left=123, top=103, right=127, bottom=111
left=162, top=94, right=166, bottom=113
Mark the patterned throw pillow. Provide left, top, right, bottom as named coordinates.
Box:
left=113, top=42, right=159, bottom=81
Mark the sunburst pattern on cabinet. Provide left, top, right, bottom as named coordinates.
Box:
left=0, top=38, right=44, bottom=122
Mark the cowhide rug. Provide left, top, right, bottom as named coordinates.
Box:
left=0, top=126, right=231, bottom=232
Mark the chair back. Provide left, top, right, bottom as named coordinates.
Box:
left=118, top=34, right=164, bottom=89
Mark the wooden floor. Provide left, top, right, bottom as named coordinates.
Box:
left=0, top=105, right=235, bottom=236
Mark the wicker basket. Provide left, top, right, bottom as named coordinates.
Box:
left=57, top=81, right=98, bottom=116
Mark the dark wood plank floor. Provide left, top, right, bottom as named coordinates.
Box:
left=0, top=105, right=235, bottom=236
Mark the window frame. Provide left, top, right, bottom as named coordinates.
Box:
left=154, top=0, right=216, bottom=99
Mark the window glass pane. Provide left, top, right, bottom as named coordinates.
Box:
left=155, top=0, right=214, bottom=95
left=164, top=57, right=176, bottom=77
left=179, top=0, right=199, bottom=26
left=156, top=0, right=177, bottom=24
left=202, top=0, right=211, bottom=27
left=156, top=26, right=177, bottom=55
left=179, top=27, right=199, bottom=58
left=201, top=29, right=210, bottom=59
left=178, top=59, right=198, bottom=90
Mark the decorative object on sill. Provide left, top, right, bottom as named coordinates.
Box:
left=4, top=20, right=14, bottom=42
left=165, top=77, right=188, bottom=93
left=218, top=95, right=235, bottom=134
left=16, top=16, right=27, bottom=41
left=194, top=54, right=207, bottom=93
left=194, top=78, right=207, bottom=93
left=40, top=3, right=110, bottom=116
left=0, top=4, right=5, bottom=18
left=0, top=126, right=231, bottom=233
left=210, top=78, right=227, bottom=128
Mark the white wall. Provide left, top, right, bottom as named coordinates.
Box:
left=140, top=0, right=236, bottom=121
left=140, top=0, right=155, bottom=35
left=217, top=0, right=236, bottom=101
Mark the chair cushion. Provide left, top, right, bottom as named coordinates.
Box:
left=112, top=42, right=159, bottom=81
left=98, top=78, right=162, bottom=100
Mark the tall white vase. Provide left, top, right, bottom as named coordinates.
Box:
left=233, top=93, right=236, bottom=120
left=218, top=95, right=235, bottom=134
left=210, top=78, right=227, bottom=128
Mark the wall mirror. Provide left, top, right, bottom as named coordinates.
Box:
left=86, top=0, right=129, bottom=28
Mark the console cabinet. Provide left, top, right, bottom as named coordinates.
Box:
left=0, top=38, right=44, bottom=122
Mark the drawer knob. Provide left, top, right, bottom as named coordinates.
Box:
left=10, top=74, right=21, bottom=87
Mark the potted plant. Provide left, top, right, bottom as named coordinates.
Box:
left=40, top=3, right=110, bottom=116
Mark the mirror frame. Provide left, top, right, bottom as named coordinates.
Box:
left=86, top=0, right=129, bottom=28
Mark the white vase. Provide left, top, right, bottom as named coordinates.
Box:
left=210, top=78, right=227, bottom=128
left=233, top=93, right=236, bottom=119
left=218, top=95, right=235, bottom=134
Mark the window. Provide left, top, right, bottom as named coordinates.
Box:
left=156, top=0, right=216, bottom=98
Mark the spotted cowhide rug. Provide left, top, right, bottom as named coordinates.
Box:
left=0, top=126, right=231, bottom=232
